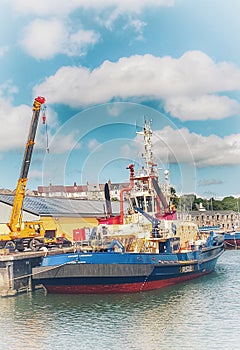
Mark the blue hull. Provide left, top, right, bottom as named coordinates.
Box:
left=33, top=244, right=224, bottom=294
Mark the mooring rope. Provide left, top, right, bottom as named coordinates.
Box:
left=12, top=262, right=68, bottom=282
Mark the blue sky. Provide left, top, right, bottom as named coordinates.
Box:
left=0, top=0, right=240, bottom=199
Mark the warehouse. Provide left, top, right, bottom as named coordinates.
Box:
left=0, top=194, right=122, bottom=241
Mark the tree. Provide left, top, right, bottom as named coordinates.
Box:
left=179, top=194, right=196, bottom=212
left=173, top=193, right=239, bottom=211
left=221, top=196, right=238, bottom=211
left=170, top=187, right=179, bottom=207
left=211, top=199, right=223, bottom=211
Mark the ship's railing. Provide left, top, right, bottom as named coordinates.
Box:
left=73, top=236, right=144, bottom=253
left=73, top=238, right=112, bottom=252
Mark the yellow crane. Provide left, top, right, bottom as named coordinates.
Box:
left=0, top=97, right=47, bottom=251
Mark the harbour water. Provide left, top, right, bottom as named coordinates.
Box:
left=0, top=250, right=239, bottom=350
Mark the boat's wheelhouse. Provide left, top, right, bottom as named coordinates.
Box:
left=129, top=194, right=158, bottom=215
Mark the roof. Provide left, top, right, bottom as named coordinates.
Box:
left=0, top=195, right=40, bottom=216
left=37, top=182, right=130, bottom=194
left=188, top=210, right=238, bottom=216
left=37, top=185, right=88, bottom=193
left=0, top=194, right=122, bottom=217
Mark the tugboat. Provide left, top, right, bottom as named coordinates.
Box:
left=33, top=120, right=224, bottom=294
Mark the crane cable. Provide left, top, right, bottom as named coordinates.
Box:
left=45, top=123, right=49, bottom=153
left=41, top=105, right=49, bottom=153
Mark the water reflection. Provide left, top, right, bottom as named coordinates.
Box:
left=0, top=251, right=240, bottom=350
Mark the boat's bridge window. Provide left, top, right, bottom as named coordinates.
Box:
left=130, top=197, right=137, bottom=208
left=146, top=196, right=153, bottom=212
left=131, top=195, right=155, bottom=212
left=137, top=196, right=145, bottom=210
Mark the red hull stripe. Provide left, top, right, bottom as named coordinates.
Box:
left=225, top=240, right=240, bottom=244
left=45, top=271, right=210, bottom=294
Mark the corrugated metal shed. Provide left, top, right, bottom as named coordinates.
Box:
left=0, top=199, right=39, bottom=224
left=0, top=194, right=121, bottom=218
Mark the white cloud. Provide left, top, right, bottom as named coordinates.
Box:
left=20, top=18, right=99, bottom=59
left=0, top=80, right=18, bottom=96
left=107, top=103, right=126, bottom=117
left=8, top=0, right=173, bottom=42
left=0, top=97, right=31, bottom=151
left=151, top=126, right=240, bottom=167
left=165, top=95, right=240, bottom=121
left=123, top=18, right=146, bottom=41
left=8, top=0, right=174, bottom=17
left=198, top=179, right=224, bottom=187
left=0, top=82, right=30, bottom=151
left=9, top=0, right=172, bottom=59
left=0, top=46, right=9, bottom=58
left=67, top=29, right=100, bottom=56
left=88, top=139, right=100, bottom=150
left=0, top=83, right=79, bottom=154
left=34, top=51, right=240, bottom=121
left=20, top=19, right=67, bottom=59
left=28, top=169, right=43, bottom=180
left=46, top=132, right=81, bottom=154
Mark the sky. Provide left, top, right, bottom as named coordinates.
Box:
left=0, top=0, right=240, bottom=199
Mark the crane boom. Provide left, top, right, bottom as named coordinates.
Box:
left=0, top=96, right=71, bottom=252
left=8, top=96, right=45, bottom=232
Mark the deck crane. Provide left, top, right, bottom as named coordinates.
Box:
left=0, top=97, right=47, bottom=251
left=133, top=206, right=161, bottom=238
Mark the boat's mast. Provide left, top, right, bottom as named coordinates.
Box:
left=142, top=119, right=157, bottom=177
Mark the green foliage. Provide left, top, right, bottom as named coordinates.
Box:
left=170, top=187, right=179, bottom=207
left=172, top=190, right=239, bottom=211
left=221, top=196, right=239, bottom=211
